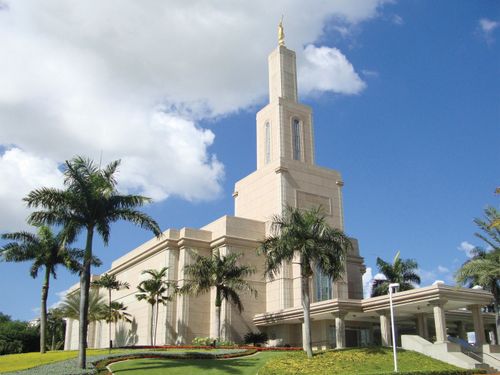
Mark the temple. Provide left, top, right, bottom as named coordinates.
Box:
left=64, top=28, right=499, bottom=370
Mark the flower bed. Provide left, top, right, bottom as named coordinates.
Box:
left=120, top=345, right=302, bottom=351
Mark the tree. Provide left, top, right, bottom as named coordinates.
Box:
left=24, top=156, right=161, bottom=368
left=371, top=251, right=421, bottom=297
left=0, top=314, right=39, bottom=354
left=92, top=273, right=129, bottom=353
left=106, top=302, right=132, bottom=345
left=456, top=206, right=500, bottom=340
left=0, top=226, right=81, bottom=354
left=60, top=289, right=107, bottom=323
left=182, top=249, right=256, bottom=342
left=46, top=308, right=66, bottom=351
left=136, top=268, right=176, bottom=346
left=260, top=206, right=351, bottom=358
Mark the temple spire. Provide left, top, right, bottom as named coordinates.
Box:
left=278, top=17, right=285, bottom=46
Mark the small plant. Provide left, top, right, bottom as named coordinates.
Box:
left=244, top=331, right=268, bottom=346
left=191, top=336, right=214, bottom=346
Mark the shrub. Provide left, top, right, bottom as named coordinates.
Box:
left=244, top=331, right=268, bottom=345
left=191, top=337, right=214, bottom=346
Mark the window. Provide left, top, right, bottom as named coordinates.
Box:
left=292, top=118, right=301, bottom=160
left=315, top=265, right=332, bottom=301
left=265, top=122, right=271, bottom=164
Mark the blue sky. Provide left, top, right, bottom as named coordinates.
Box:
left=0, top=1, right=498, bottom=320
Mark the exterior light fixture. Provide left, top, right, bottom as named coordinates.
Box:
left=389, top=283, right=400, bottom=372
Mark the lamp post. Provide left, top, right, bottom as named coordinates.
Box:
left=389, top=282, right=400, bottom=372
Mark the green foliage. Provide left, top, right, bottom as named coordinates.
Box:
left=0, top=315, right=39, bottom=355
left=243, top=331, right=268, bottom=345
left=59, top=289, right=107, bottom=322
left=258, top=348, right=474, bottom=375
left=182, top=249, right=256, bottom=340
left=191, top=337, right=214, bottom=346
left=46, top=308, right=66, bottom=351
left=371, top=251, right=421, bottom=297
left=23, top=156, right=161, bottom=368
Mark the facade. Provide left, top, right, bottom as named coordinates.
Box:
left=64, top=35, right=496, bottom=362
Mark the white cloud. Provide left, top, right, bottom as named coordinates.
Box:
left=392, top=15, right=404, bottom=25
left=362, top=267, right=373, bottom=299
left=0, top=148, right=63, bottom=231
left=50, top=288, right=71, bottom=309
left=437, top=265, right=449, bottom=273
left=0, top=1, right=391, bottom=228
left=299, top=45, right=366, bottom=95
left=458, top=241, right=476, bottom=258
left=478, top=18, right=499, bottom=43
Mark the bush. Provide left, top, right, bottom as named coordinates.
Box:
left=191, top=337, right=235, bottom=347
left=0, top=316, right=40, bottom=354
left=244, top=331, right=268, bottom=345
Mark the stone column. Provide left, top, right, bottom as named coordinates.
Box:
left=64, top=318, right=73, bottom=350
left=469, top=304, right=486, bottom=345
left=175, top=246, right=190, bottom=344
left=416, top=313, right=429, bottom=340
left=456, top=320, right=467, bottom=340
left=379, top=311, right=391, bottom=347
left=431, top=301, right=448, bottom=343
left=164, top=247, right=178, bottom=345
left=333, top=312, right=347, bottom=349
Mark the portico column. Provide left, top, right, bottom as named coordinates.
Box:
left=416, top=313, right=429, bottom=340
left=456, top=320, right=467, bottom=340
left=379, top=310, right=391, bottom=347
left=431, top=300, right=448, bottom=343
left=333, top=312, right=347, bottom=349
left=64, top=318, right=73, bottom=350
left=469, top=304, right=486, bottom=345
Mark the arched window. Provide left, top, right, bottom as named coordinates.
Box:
left=315, top=265, right=332, bottom=301
left=265, top=122, right=271, bottom=164
left=292, top=118, right=301, bottom=161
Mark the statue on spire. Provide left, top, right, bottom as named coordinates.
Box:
left=278, top=16, right=285, bottom=46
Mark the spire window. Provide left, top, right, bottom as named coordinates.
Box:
left=292, top=118, right=302, bottom=161
left=265, top=122, right=271, bottom=164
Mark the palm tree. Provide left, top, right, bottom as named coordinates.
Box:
left=106, top=301, right=132, bottom=348
left=371, top=251, right=420, bottom=297
left=182, top=249, right=256, bottom=342
left=60, top=289, right=107, bottom=323
left=136, top=268, right=176, bottom=346
left=24, top=156, right=161, bottom=368
left=260, top=206, right=351, bottom=358
left=456, top=206, right=500, bottom=340
left=92, top=273, right=129, bottom=353
left=0, top=226, right=81, bottom=354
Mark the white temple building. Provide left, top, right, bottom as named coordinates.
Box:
left=64, top=29, right=499, bottom=370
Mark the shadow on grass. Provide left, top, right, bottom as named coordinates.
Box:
left=111, top=356, right=264, bottom=375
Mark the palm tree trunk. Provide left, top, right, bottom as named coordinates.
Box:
left=154, top=297, right=159, bottom=347
left=150, top=303, right=154, bottom=346
left=78, top=227, right=94, bottom=369
left=215, top=289, right=221, bottom=342
left=301, top=274, right=313, bottom=358
left=40, top=267, right=50, bottom=354
left=494, top=285, right=500, bottom=343
left=108, top=289, right=112, bottom=354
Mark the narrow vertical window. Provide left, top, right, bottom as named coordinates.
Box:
left=292, top=118, right=301, bottom=160
left=265, top=122, right=271, bottom=164
left=315, top=265, right=332, bottom=301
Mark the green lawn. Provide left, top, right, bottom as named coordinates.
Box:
left=109, top=352, right=282, bottom=375
left=0, top=349, right=128, bottom=373
left=109, top=348, right=471, bottom=375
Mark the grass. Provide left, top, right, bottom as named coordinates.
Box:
left=259, top=347, right=473, bottom=375
left=0, top=349, right=129, bottom=373
left=109, top=352, right=283, bottom=375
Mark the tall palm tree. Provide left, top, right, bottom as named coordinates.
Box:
left=182, top=249, right=256, bottom=342
left=260, top=206, right=351, bottom=358
left=371, top=251, right=421, bottom=297
left=0, top=226, right=81, bottom=354
left=24, top=156, right=161, bottom=368
left=136, top=268, right=176, bottom=346
left=456, top=206, right=500, bottom=340
left=92, top=273, right=129, bottom=353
